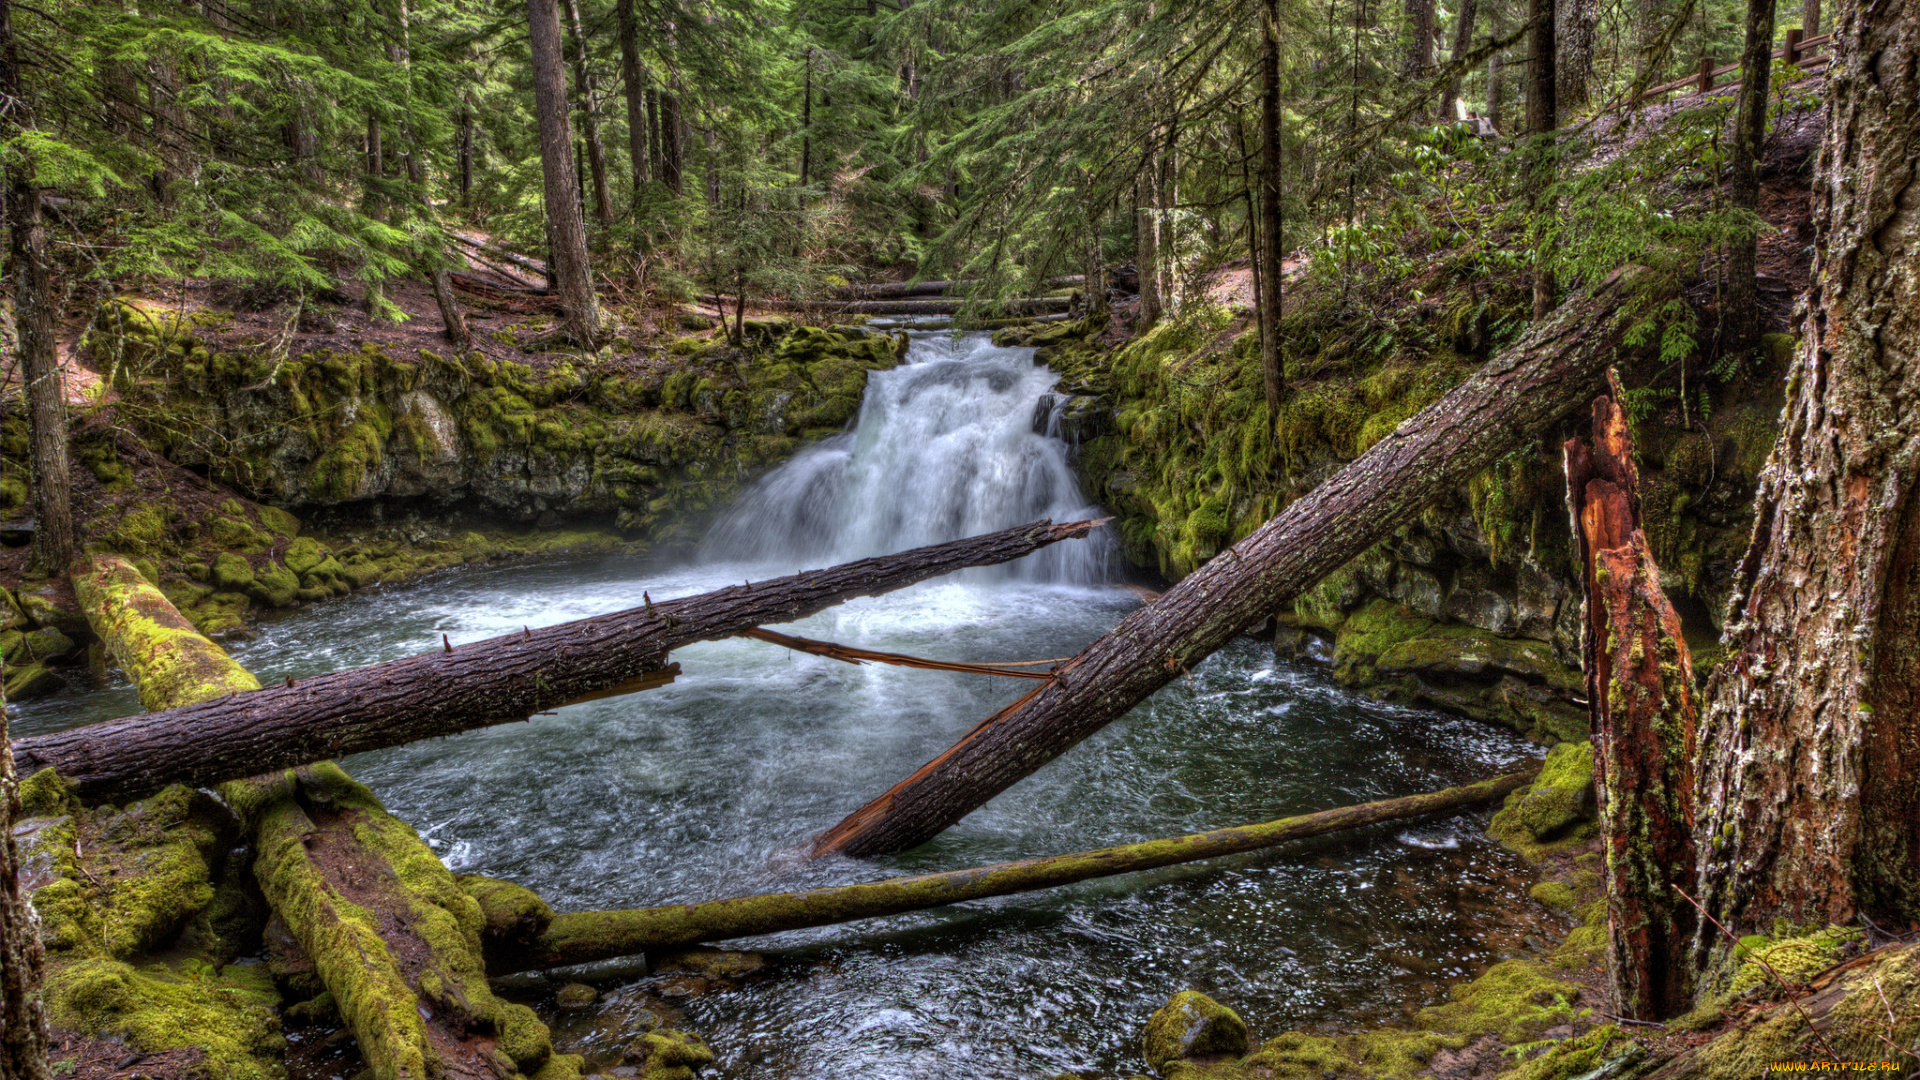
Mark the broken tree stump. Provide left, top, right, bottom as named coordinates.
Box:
left=813, top=273, right=1637, bottom=859
left=19, top=519, right=1099, bottom=806
left=1565, top=378, right=1698, bottom=1021
left=491, top=769, right=1537, bottom=973
left=71, top=555, right=581, bottom=1080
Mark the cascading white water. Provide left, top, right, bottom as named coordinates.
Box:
left=701, top=331, right=1111, bottom=584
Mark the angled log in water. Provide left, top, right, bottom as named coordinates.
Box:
left=71, top=555, right=581, bottom=1080
left=814, top=274, right=1636, bottom=858
left=1565, top=378, right=1697, bottom=1021
left=492, top=768, right=1537, bottom=973
left=771, top=297, right=1072, bottom=317
left=16, top=519, right=1097, bottom=806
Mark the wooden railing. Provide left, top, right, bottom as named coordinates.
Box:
left=1635, top=28, right=1833, bottom=104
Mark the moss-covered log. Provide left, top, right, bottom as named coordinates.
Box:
left=771, top=296, right=1071, bottom=316
left=1565, top=380, right=1697, bottom=1020
left=20, top=519, right=1099, bottom=806
left=71, top=555, right=580, bottom=1080
left=814, top=273, right=1635, bottom=858
left=491, top=768, right=1536, bottom=973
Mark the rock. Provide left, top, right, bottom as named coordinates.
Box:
left=4, top=661, right=66, bottom=700
left=0, top=587, right=25, bottom=630
left=0, top=629, right=22, bottom=665
left=1141, top=990, right=1251, bottom=1075
left=651, top=948, right=766, bottom=980
left=245, top=561, right=299, bottom=607
left=210, top=553, right=255, bottom=591
left=555, top=982, right=599, bottom=1010
left=283, top=536, right=329, bottom=576
left=15, top=585, right=90, bottom=637
left=459, top=874, right=554, bottom=944
left=623, top=1029, right=715, bottom=1080
left=1491, top=741, right=1596, bottom=844
left=21, top=625, right=76, bottom=662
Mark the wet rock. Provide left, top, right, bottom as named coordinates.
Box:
left=4, top=661, right=66, bottom=700
left=556, top=983, right=599, bottom=1010
left=16, top=584, right=90, bottom=637
left=22, top=624, right=77, bottom=662
left=623, top=1029, right=715, bottom=1080
left=651, top=947, right=767, bottom=980
left=651, top=975, right=712, bottom=999
left=1491, top=742, right=1597, bottom=848
left=459, top=873, right=555, bottom=944
left=209, top=553, right=255, bottom=592
left=1142, top=991, right=1250, bottom=1075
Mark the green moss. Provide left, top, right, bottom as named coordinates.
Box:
left=1529, top=881, right=1579, bottom=912
left=1143, top=991, right=1252, bottom=1073
left=45, top=958, right=285, bottom=1080
left=460, top=874, right=555, bottom=944
left=1490, top=743, right=1597, bottom=857
left=1414, top=958, right=1585, bottom=1044
left=625, top=1030, right=715, bottom=1080
left=18, top=766, right=80, bottom=817
left=1723, top=924, right=1861, bottom=997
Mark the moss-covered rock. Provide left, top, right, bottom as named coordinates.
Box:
left=1143, top=991, right=1252, bottom=1075
left=622, top=1029, right=715, bottom=1080
left=460, top=873, right=555, bottom=945
left=4, top=660, right=65, bottom=699
left=45, top=958, right=285, bottom=1080
left=1490, top=741, right=1597, bottom=857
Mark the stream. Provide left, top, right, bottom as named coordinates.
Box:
left=11, top=331, right=1548, bottom=1079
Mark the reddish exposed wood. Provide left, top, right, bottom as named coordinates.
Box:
left=14, top=520, right=1099, bottom=806
left=1565, top=376, right=1697, bottom=1021
left=812, top=273, right=1635, bottom=859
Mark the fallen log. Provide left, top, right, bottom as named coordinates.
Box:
left=492, top=768, right=1537, bottom=973
left=771, top=296, right=1072, bottom=317
left=835, top=276, right=1084, bottom=300
left=813, top=272, right=1637, bottom=858
left=1565, top=376, right=1697, bottom=1021
left=15, top=519, right=1100, bottom=806
left=71, top=555, right=581, bottom=1080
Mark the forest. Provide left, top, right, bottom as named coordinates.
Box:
left=0, top=0, right=1915, bottom=1074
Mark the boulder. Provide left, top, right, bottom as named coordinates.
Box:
left=210, top=553, right=255, bottom=592
left=4, top=661, right=66, bottom=700
left=1142, top=990, right=1251, bottom=1075
left=1491, top=741, right=1597, bottom=844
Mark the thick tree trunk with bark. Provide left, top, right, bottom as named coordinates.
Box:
left=15, top=521, right=1099, bottom=805
left=3, top=0, right=75, bottom=578
left=495, top=770, right=1536, bottom=972
left=1566, top=379, right=1698, bottom=1021
left=659, top=90, right=684, bottom=196
left=1802, top=0, right=1821, bottom=35
left=617, top=0, right=649, bottom=207
left=772, top=297, right=1071, bottom=316
left=526, top=0, right=602, bottom=346
left=1557, top=0, right=1598, bottom=110
left=69, top=557, right=574, bottom=1080
left=1692, top=0, right=1920, bottom=951
left=1722, top=0, right=1778, bottom=355
left=562, top=0, right=614, bottom=227
left=1404, top=0, right=1436, bottom=77
left=1440, top=0, right=1478, bottom=119
left=1486, top=39, right=1506, bottom=128
left=1258, top=0, right=1287, bottom=421
left=813, top=275, right=1635, bottom=858
left=1, top=680, right=52, bottom=1080
left=1135, top=168, right=1160, bottom=325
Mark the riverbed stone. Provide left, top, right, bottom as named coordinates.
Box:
left=556, top=982, right=599, bottom=1010
left=4, top=660, right=65, bottom=700
left=1142, top=990, right=1251, bottom=1075
left=22, top=625, right=76, bottom=662
left=1491, top=741, right=1597, bottom=848
left=211, top=553, right=255, bottom=591
left=623, top=1029, right=715, bottom=1080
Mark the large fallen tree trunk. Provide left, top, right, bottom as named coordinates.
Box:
left=71, top=556, right=580, bottom=1080
left=813, top=272, right=1636, bottom=858
left=835, top=276, right=1085, bottom=300
left=15, top=519, right=1098, bottom=806
left=492, top=768, right=1536, bottom=973
left=770, top=296, right=1072, bottom=317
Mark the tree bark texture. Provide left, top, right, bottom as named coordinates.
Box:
left=495, top=770, right=1537, bottom=973
left=1258, top=0, right=1287, bottom=422
left=69, top=557, right=573, bottom=1080
left=1557, top=0, right=1598, bottom=110
left=772, top=297, right=1071, bottom=317
left=812, top=275, right=1634, bottom=858
left=1803, top=0, right=1821, bottom=35
left=1723, top=0, right=1778, bottom=355
left=0, top=677, right=53, bottom=1080
left=1486, top=42, right=1506, bottom=129
left=2, top=0, right=76, bottom=578
left=659, top=90, right=683, bottom=196
left=1135, top=168, right=1160, bottom=325
left=1692, top=0, right=1920, bottom=946
left=1565, top=380, right=1697, bottom=1022
left=16, top=522, right=1100, bottom=806
left=562, top=0, right=615, bottom=227
left=526, top=0, right=602, bottom=346
left=617, top=0, right=649, bottom=207
left=1404, top=0, right=1437, bottom=76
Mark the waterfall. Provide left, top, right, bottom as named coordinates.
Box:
left=701, top=331, right=1111, bottom=584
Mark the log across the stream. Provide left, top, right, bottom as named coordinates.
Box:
left=491, top=768, right=1538, bottom=973
left=15, top=518, right=1099, bottom=805
left=813, top=272, right=1637, bottom=858
left=72, top=555, right=580, bottom=1080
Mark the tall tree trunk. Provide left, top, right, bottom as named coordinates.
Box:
left=458, top=101, right=475, bottom=206
left=1404, top=0, right=1437, bottom=77
left=1527, top=0, right=1558, bottom=320
left=1692, top=0, right=1920, bottom=955
left=647, top=86, right=664, bottom=184
left=526, top=0, right=602, bottom=345
left=800, top=47, right=813, bottom=187
left=4, top=6, right=75, bottom=578
left=393, top=0, right=469, bottom=347
left=1258, top=0, right=1287, bottom=422
left=562, top=0, right=615, bottom=227
left=660, top=91, right=684, bottom=196
left=1153, top=141, right=1181, bottom=319
left=1566, top=378, right=1698, bottom=1021
left=1486, top=38, right=1506, bottom=128
left=1440, top=0, right=1479, bottom=118
left=617, top=0, right=650, bottom=206
left=704, top=129, right=720, bottom=209
left=1722, top=0, right=1777, bottom=355
left=0, top=626, right=53, bottom=1077
left=1134, top=165, right=1160, bottom=325
left=1802, top=0, right=1821, bottom=34
left=1557, top=0, right=1598, bottom=110
left=812, top=275, right=1637, bottom=859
